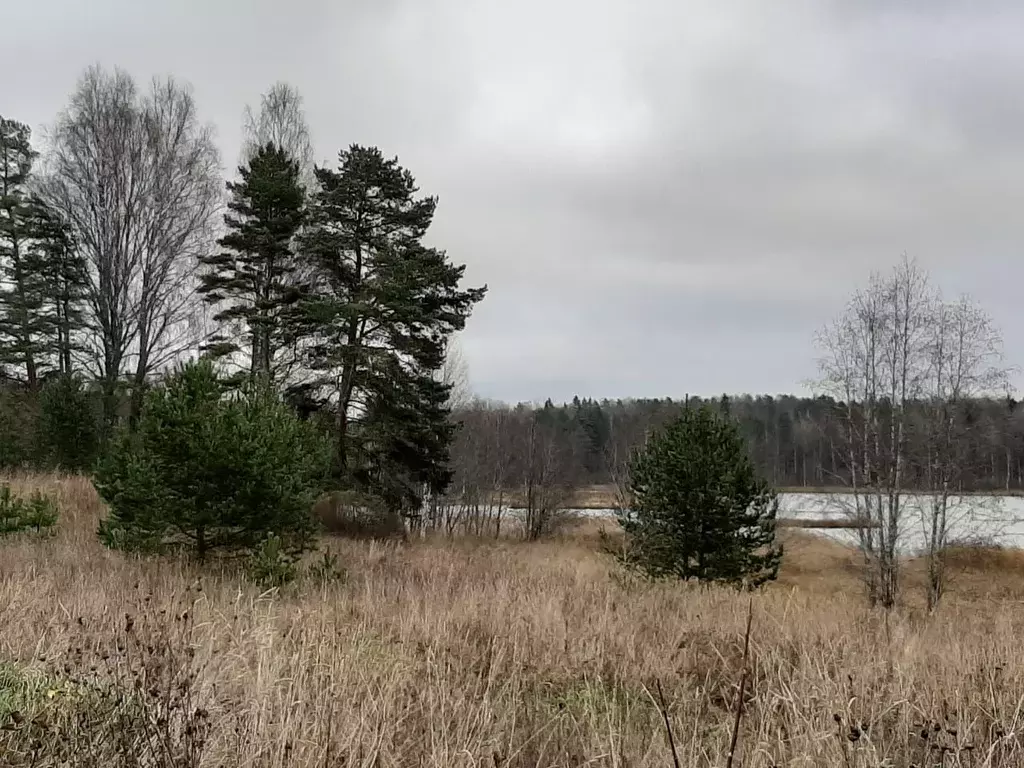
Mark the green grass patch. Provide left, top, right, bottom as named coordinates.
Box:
left=0, top=661, right=93, bottom=722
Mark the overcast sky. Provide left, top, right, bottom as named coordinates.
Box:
left=5, top=0, right=1024, bottom=403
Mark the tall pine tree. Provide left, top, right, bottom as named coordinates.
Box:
left=28, top=200, right=88, bottom=377
left=298, top=145, right=486, bottom=515
left=0, top=117, right=47, bottom=388
left=199, top=142, right=307, bottom=386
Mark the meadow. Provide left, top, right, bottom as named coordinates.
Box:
left=3, top=474, right=1024, bottom=766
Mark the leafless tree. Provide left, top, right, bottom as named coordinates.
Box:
left=431, top=400, right=513, bottom=537
left=817, top=257, right=1016, bottom=609
left=793, top=417, right=821, bottom=487
left=471, top=404, right=517, bottom=537
left=40, top=65, right=220, bottom=424
left=517, top=409, right=580, bottom=540
left=439, top=334, right=471, bottom=411
left=816, top=256, right=932, bottom=608
left=436, top=400, right=584, bottom=541
left=603, top=409, right=646, bottom=515
left=1004, top=404, right=1024, bottom=488
left=241, top=82, right=315, bottom=188
left=918, top=294, right=1010, bottom=609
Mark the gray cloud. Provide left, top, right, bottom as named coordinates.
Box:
left=5, top=0, right=1024, bottom=403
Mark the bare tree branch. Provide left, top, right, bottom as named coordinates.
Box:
left=438, top=333, right=471, bottom=411
left=918, top=292, right=1011, bottom=609
left=39, top=65, right=221, bottom=424
left=241, top=82, right=315, bottom=187
left=814, top=256, right=933, bottom=608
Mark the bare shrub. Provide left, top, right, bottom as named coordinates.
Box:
left=313, top=489, right=407, bottom=540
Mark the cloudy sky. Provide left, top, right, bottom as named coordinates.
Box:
left=5, top=0, right=1024, bottom=403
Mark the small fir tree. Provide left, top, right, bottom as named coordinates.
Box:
left=0, top=485, right=59, bottom=536
left=95, top=359, right=330, bottom=560
left=616, top=405, right=782, bottom=587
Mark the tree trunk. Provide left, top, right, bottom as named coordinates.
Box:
left=196, top=525, right=207, bottom=563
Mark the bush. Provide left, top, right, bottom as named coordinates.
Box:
left=0, top=485, right=59, bottom=537
left=615, top=405, right=783, bottom=587
left=0, top=388, right=40, bottom=469
left=37, top=375, right=101, bottom=471
left=95, top=359, right=331, bottom=561
left=313, top=490, right=407, bottom=540
left=245, top=533, right=300, bottom=588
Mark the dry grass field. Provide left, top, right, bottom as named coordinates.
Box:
left=3, top=474, right=1024, bottom=766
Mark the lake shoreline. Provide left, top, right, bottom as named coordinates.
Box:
left=485, top=483, right=1024, bottom=511
left=484, top=489, right=1024, bottom=552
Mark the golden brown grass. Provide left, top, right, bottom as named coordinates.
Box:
left=3, top=474, right=1024, bottom=766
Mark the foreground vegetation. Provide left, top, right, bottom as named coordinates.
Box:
left=2, top=474, right=1024, bottom=767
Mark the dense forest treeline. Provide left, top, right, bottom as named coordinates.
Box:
left=8, top=381, right=1022, bottom=501
left=5, top=378, right=1022, bottom=499
left=445, top=393, right=1024, bottom=501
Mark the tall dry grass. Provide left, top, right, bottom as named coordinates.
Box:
left=2, top=474, right=1024, bottom=766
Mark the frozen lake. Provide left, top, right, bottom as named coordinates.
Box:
left=573, top=492, right=1024, bottom=554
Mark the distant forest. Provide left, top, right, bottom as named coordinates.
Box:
left=448, top=394, right=1024, bottom=495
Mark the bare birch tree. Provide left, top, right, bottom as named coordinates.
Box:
left=241, top=82, right=315, bottom=187
left=431, top=399, right=513, bottom=537
left=41, top=65, right=220, bottom=425
left=919, top=294, right=1009, bottom=609
left=439, top=334, right=471, bottom=410
left=816, top=256, right=932, bottom=608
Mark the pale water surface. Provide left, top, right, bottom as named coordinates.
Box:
left=573, top=493, right=1024, bottom=554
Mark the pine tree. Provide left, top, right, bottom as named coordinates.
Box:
left=95, top=359, right=330, bottom=560
left=37, top=374, right=100, bottom=471
left=617, top=405, right=783, bottom=587
left=199, top=142, right=307, bottom=386
left=0, top=117, right=46, bottom=388
left=571, top=398, right=610, bottom=479
left=297, top=145, right=486, bottom=514
left=357, top=355, right=457, bottom=515
left=27, top=200, right=88, bottom=376
left=720, top=393, right=732, bottom=418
